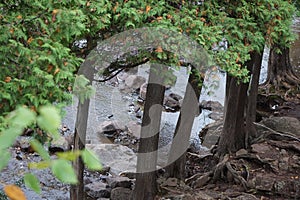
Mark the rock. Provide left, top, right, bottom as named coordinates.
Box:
left=107, top=176, right=133, bottom=189
left=169, top=93, right=183, bottom=101
left=162, top=194, right=195, bottom=200
left=49, top=136, right=70, bottom=153
left=124, top=75, right=146, bottom=90
left=164, top=96, right=181, bottom=111
left=85, top=182, right=110, bottom=199
left=110, top=187, right=132, bottom=200
left=253, top=174, right=275, bottom=192
left=208, top=112, right=223, bottom=121
left=233, top=193, right=259, bottom=200
left=86, top=144, right=137, bottom=175
left=161, top=178, right=178, bottom=187
left=236, top=149, right=248, bottom=157
left=193, top=173, right=211, bottom=188
left=14, top=136, right=31, bottom=151
left=200, top=100, right=223, bottom=112
left=127, top=121, right=141, bottom=138
left=251, top=143, right=271, bottom=154
left=260, top=116, right=300, bottom=137
left=97, top=120, right=126, bottom=137
left=199, top=120, right=223, bottom=148
left=139, top=82, right=147, bottom=99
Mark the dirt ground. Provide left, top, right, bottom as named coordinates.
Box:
left=157, top=99, right=300, bottom=200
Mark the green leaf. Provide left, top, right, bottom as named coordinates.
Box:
left=73, top=75, right=95, bottom=103
left=24, top=173, right=41, bottom=194
left=8, top=107, right=36, bottom=127
left=0, top=149, right=11, bottom=171
left=51, top=159, right=78, bottom=184
left=0, top=127, right=23, bottom=149
left=81, top=149, right=102, bottom=171
left=28, top=161, right=51, bottom=169
left=36, top=106, right=61, bottom=139
left=30, top=139, right=50, bottom=161
left=56, top=150, right=81, bottom=161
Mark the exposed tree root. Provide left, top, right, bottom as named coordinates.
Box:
left=188, top=155, right=249, bottom=191
left=253, top=122, right=300, bottom=143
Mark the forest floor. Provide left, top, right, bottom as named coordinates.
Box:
left=156, top=97, right=300, bottom=200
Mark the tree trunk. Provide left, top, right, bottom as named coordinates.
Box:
left=217, top=76, right=248, bottom=155
left=133, top=64, right=165, bottom=200
left=217, top=51, right=263, bottom=156
left=266, top=44, right=300, bottom=89
left=166, top=67, right=202, bottom=180
left=245, top=52, right=262, bottom=146
left=70, top=60, right=95, bottom=200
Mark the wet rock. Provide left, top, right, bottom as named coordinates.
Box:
left=86, top=144, right=137, bottom=175
left=85, top=182, right=110, bottom=199
left=124, top=75, right=146, bottom=90
left=97, top=120, right=126, bottom=137
left=260, top=116, right=300, bottom=137
left=200, top=100, right=224, bottom=112
left=199, top=120, right=223, bottom=148
left=110, top=187, right=132, bottom=200
left=49, top=136, right=70, bottom=153
left=164, top=96, right=181, bottom=111
left=107, top=176, right=133, bottom=189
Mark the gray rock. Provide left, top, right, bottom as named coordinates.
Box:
left=199, top=120, right=223, bottom=148
left=49, top=136, right=70, bottom=152
left=85, top=182, right=110, bottom=198
left=251, top=143, right=271, bottom=154
left=14, top=136, right=31, bottom=151
left=208, top=112, right=223, bottom=121
left=139, top=82, right=147, bottom=99
left=260, top=116, right=300, bottom=137
left=236, top=149, right=248, bottom=157
left=124, top=75, right=146, bottom=90
left=200, top=100, right=224, bottom=112
left=86, top=144, right=137, bottom=175
left=110, top=187, right=132, bottom=200
left=161, top=177, right=178, bottom=187
left=97, top=120, right=126, bottom=136
left=127, top=121, right=141, bottom=138
left=107, top=176, right=133, bottom=189
left=164, top=96, right=181, bottom=111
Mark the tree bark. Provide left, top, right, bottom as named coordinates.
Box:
left=166, top=67, right=202, bottom=180
left=245, top=52, right=262, bottom=146
left=266, top=44, right=300, bottom=89
left=70, top=60, right=95, bottom=200
left=217, top=51, right=263, bottom=156
left=133, top=64, right=165, bottom=200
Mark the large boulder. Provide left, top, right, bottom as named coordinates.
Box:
left=124, top=75, right=146, bottom=90
left=86, top=144, right=137, bottom=175
left=85, top=182, right=110, bottom=199
left=260, top=116, right=300, bottom=137
left=199, top=120, right=223, bottom=148
left=97, top=120, right=126, bottom=137
left=110, top=187, right=132, bottom=200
